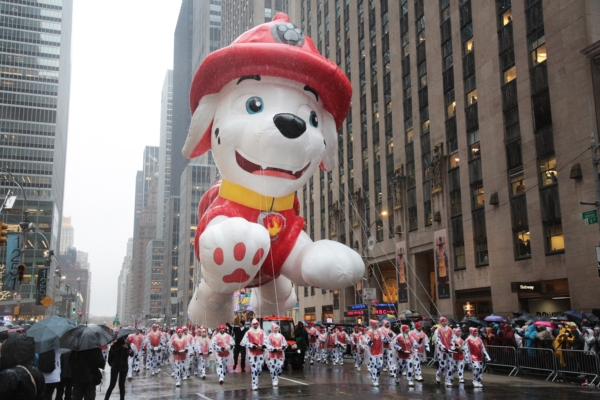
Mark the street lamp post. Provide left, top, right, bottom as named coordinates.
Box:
left=361, top=207, right=388, bottom=324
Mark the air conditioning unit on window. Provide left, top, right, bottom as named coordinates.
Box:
left=394, top=225, right=403, bottom=235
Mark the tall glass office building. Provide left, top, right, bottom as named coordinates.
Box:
left=0, top=0, right=73, bottom=319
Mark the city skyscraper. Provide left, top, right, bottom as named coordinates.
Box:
left=296, top=0, right=600, bottom=324
left=0, top=0, right=73, bottom=318
left=60, top=216, right=73, bottom=254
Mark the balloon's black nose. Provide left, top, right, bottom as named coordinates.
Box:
left=273, top=113, right=306, bottom=139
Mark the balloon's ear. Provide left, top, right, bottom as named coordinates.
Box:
left=182, top=94, right=219, bottom=158
left=319, top=111, right=337, bottom=172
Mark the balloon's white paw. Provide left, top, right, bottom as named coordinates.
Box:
left=301, top=240, right=365, bottom=290
left=199, top=217, right=270, bottom=293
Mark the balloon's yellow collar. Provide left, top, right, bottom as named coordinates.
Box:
left=219, top=180, right=295, bottom=212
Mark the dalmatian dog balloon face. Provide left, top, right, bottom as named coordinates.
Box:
left=185, top=76, right=336, bottom=198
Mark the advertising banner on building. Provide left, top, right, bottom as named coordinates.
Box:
left=396, top=241, right=408, bottom=303
left=434, top=229, right=450, bottom=299
left=36, top=268, right=48, bottom=305
left=3, top=234, right=21, bottom=291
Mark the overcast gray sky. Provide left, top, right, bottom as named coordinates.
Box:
left=64, top=1, right=182, bottom=316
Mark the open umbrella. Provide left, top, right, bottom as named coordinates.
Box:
left=550, top=314, right=568, bottom=322
left=585, top=313, right=598, bottom=323
left=565, top=310, right=584, bottom=323
left=460, top=317, right=488, bottom=328
left=26, top=316, right=76, bottom=354
left=115, top=327, right=136, bottom=341
left=59, top=324, right=114, bottom=351
left=484, top=315, right=505, bottom=323
left=534, top=320, right=557, bottom=330
left=512, top=310, right=528, bottom=317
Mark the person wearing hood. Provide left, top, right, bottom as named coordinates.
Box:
left=584, top=328, right=600, bottom=353
left=524, top=322, right=538, bottom=356
left=408, top=322, right=429, bottom=382
left=145, top=324, right=163, bottom=376
left=434, top=316, right=455, bottom=387
left=349, top=325, right=364, bottom=371
left=170, top=328, right=190, bottom=387
left=240, top=319, right=266, bottom=391
left=265, top=323, right=288, bottom=387
left=0, top=334, right=46, bottom=400
left=464, top=327, right=490, bottom=388
left=553, top=324, right=573, bottom=367
left=334, top=325, right=348, bottom=367
left=501, top=325, right=517, bottom=348
left=378, top=320, right=395, bottom=376
left=194, top=328, right=212, bottom=379
left=104, top=336, right=134, bottom=400
left=210, top=324, right=234, bottom=385
left=306, top=322, right=319, bottom=365
left=450, top=328, right=466, bottom=384
left=365, top=319, right=384, bottom=387
left=318, top=327, right=328, bottom=363
left=393, top=325, right=421, bottom=387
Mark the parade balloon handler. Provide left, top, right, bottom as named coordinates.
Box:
left=365, top=319, right=384, bottom=387
left=210, top=324, right=234, bottom=385
left=379, top=320, right=396, bottom=376
left=306, top=322, right=319, bottom=365
left=450, top=328, right=466, bottom=384
left=393, top=325, right=422, bottom=387
left=182, top=13, right=363, bottom=329
left=434, top=316, right=456, bottom=387
left=465, top=327, right=491, bottom=388
left=145, top=324, right=163, bottom=376
left=408, top=322, right=429, bottom=382
left=266, top=323, right=288, bottom=387
left=170, top=328, right=191, bottom=388
left=334, top=325, right=348, bottom=366
left=240, top=318, right=266, bottom=391
left=194, top=328, right=212, bottom=379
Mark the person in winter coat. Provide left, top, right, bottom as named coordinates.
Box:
left=42, top=348, right=67, bottom=400
left=0, top=334, right=46, bottom=400
left=104, top=337, right=133, bottom=400
left=584, top=329, right=600, bottom=353
left=69, top=347, right=106, bottom=400
left=553, top=325, right=574, bottom=367
left=56, top=351, right=72, bottom=400
left=293, top=322, right=309, bottom=368
left=523, top=322, right=538, bottom=356
left=500, top=325, right=517, bottom=348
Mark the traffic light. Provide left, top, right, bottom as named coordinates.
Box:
left=368, top=264, right=374, bottom=278
left=17, top=264, right=25, bottom=284
left=72, top=308, right=76, bottom=314
left=66, top=300, right=71, bottom=310
left=0, top=222, right=8, bottom=244
left=77, top=312, right=82, bottom=318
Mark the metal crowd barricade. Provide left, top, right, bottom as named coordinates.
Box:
left=484, top=345, right=518, bottom=376
left=516, top=347, right=557, bottom=381
left=553, top=349, right=600, bottom=385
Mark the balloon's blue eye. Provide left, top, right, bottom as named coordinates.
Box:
left=309, top=111, right=318, bottom=127
left=246, top=97, right=264, bottom=114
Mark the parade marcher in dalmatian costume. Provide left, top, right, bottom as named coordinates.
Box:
left=161, top=328, right=169, bottom=367
left=408, top=321, right=429, bottom=382
left=334, top=325, right=348, bottom=366
left=181, top=327, right=193, bottom=379
left=326, top=326, right=337, bottom=365
left=194, top=328, right=212, bottom=379
left=365, top=319, right=384, bottom=387
left=210, top=324, right=234, bottom=384
left=378, top=320, right=396, bottom=376
left=169, top=328, right=177, bottom=377
left=126, top=336, right=138, bottom=382
left=265, top=323, right=288, bottom=387
left=318, top=327, right=327, bottom=362
left=393, top=325, right=423, bottom=386
left=145, top=324, right=163, bottom=376
left=450, top=327, right=466, bottom=384
left=171, top=328, right=191, bottom=387
left=240, top=319, right=266, bottom=391
left=434, top=316, right=456, bottom=387
left=349, top=325, right=364, bottom=370
left=465, top=327, right=490, bottom=388
left=129, top=330, right=144, bottom=374
left=306, top=322, right=319, bottom=364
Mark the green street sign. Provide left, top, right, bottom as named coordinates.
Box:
left=580, top=210, right=598, bottom=220
left=585, top=216, right=598, bottom=225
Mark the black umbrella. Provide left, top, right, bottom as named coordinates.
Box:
left=26, top=316, right=76, bottom=354
left=115, top=328, right=136, bottom=341
left=565, top=310, right=584, bottom=323
left=460, top=317, right=488, bottom=328
left=512, top=310, right=528, bottom=317
left=59, top=324, right=114, bottom=351
left=585, top=313, right=598, bottom=323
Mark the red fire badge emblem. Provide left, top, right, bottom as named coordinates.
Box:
left=258, top=212, right=286, bottom=240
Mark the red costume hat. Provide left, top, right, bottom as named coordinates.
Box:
left=415, top=322, right=422, bottom=329
left=401, top=325, right=410, bottom=332
left=218, top=324, right=226, bottom=331
left=469, top=327, right=478, bottom=335
left=369, top=319, right=379, bottom=329
left=439, top=316, right=448, bottom=324
left=187, top=13, right=352, bottom=158
left=176, top=328, right=183, bottom=335
left=337, top=325, right=343, bottom=330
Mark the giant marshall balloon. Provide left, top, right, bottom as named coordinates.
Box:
left=182, top=13, right=364, bottom=327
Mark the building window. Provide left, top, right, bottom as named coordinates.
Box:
left=515, top=229, right=531, bottom=259
left=463, top=38, right=474, bottom=54
left=503, top=66, right=516, bottom=84
left=510, top=168, right=526, bottom=196
left=454, top=244, right=466, bottom=270
left=468, top=129, right=480, bottom=159
left=311, top=286, right=315, bottom=296
left=445, top=90, right=456, bottom=119
left=466, top=89, right=478, bottom=105
left=545, top=219, right=564, bottom=253
left=304, top=286, right=308, bottom=297
left=539, top=155, right=557, bottom=186
left=449, top=153, right=460, bottom=169
left=471, top=182, right=484, bottom=209
left=501, top=8, right=513, bottom=25
left=475, top=237, right=488, bottom=266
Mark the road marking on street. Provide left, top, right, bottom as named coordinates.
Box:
left=196, top=394, right=213, bottom=400
left=278, top=376, right=309, bottom=385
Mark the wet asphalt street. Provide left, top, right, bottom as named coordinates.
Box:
left=98, top=358, right=600, bottom=400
